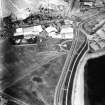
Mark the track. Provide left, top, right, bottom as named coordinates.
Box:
left=0, top=92, right=28, bottom=105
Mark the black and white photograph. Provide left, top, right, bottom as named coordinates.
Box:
left=0, top=0, right=105, bottom=105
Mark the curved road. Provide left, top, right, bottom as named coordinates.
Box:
left=54, top=23, right=78, bottom=105
left=54, top=22, right=88, bottom=105
left=54, top=10, right=105, bottom=105
left=65, top=31, right=88, bottom=105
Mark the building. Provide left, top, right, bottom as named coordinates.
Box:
left=96, top=29, right=105, bottom=39
left=48, top=26, right=73, bottom=39
left=14, top=25, right=43, bottom=37
left=80, top=0, right=95, bottom=2
left=14, top=24, right=73, bottom=41
left=80, top=0, right=95, bottom=7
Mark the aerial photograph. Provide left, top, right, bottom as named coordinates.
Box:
left=0, top=0, right=105, bottom=105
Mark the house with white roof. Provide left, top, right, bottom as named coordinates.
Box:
left=14, top=25, right=43, bottom=37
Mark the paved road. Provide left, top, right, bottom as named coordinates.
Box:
left=54, top=22, right=88, bottom=105
left=61, top=31, right=88, bottom=105
left=65, top=31, right=88, bottom=105
left=54, top=17, right=89, bottom=105
left=54, top=24, right=78, bottom=105
left=64, top=11, right=105, bottom=105
left=54, top=11, right=105, bottom=105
